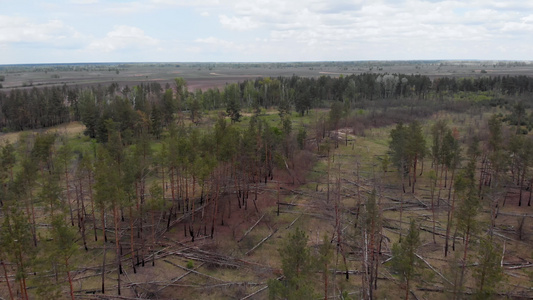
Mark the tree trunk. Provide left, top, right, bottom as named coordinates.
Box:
left=66, top=167, right=75, bottom=226
left=211, top=168, right=221, bottom=238
left=152, top=210, right=156, bottom=266
left=412, top=153, right=418, bottom=194
left=88, top=172, right=97, bottom=242
left=76, top=183, right=88, bottom=251
left=459, top=227, right=470, bottom=296
left=101, top=208, right=107, bottom=242
left=101, top=235, right=106, bottom=294
left=66, top=257, right=75, bottom=300
left=445, top=168, right=457, bottom=257
left=277, top=180, right=280, bottom=216
left=430, top=176, right=436, bottom=244
left=519, top=167, right=525, bottom=206
left=1, top=259, right=14, bottom=300
left=405, top=276, right=410, bottom=300
left=29, top=190, right=37, bottom=247
left=113, top=206, right=121, bottom=295
left=527, top=179, right=533, bottom=206
left=129, top=206, right=136, bottom=273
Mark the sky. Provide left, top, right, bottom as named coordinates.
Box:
left=1, top=0, right=532, bottom=64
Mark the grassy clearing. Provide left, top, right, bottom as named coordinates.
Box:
left=0, top=121, right=86, bottom=144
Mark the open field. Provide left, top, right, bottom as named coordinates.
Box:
left=1, top=61, right=533, bottom=92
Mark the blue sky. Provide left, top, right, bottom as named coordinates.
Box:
left=1, top=0, right=532, bottom=64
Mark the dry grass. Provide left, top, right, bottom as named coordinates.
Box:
left=0, top=121, right=85, bottom=144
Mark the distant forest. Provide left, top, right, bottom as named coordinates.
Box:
left=1, top=73, right=533, bottom=133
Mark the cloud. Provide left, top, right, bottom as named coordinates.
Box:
left=212, top=0, right=532, bottom=56
left=70, top=0, right=99, bottom=4
left=150, top=0, right=222, bottom=7
left=219, top=15, right=258, bottom=31
left=88, top=25, right=159, bottom=53
left=102, top=2, right=155, bottom=15
left=195, top=36, right=240, bottom=49
left=0, top=15, right=82, bottom=47
left=3, top=0, right=533, bottom=63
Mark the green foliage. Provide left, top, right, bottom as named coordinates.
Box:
left=226, top=89, right=242, bottom=124
left=79, top=90, right=99, bottom=138
left=455, top=157, right=480, bottom=233
left=38, top=169, right=62, bottom=215
left=268, top=228, right=315, bottom=300
left=431, top=120, right=447, bottom=165
left=391, top=220, right=421, bottom=291
left=148, top=183, right=166, bottom=211
left=162, top=88, right=177, bottom=124
left=316, top=234, right=333, bottom=272
left=473, top=237, right=504, bottom=299
left=32, top=214, right=78, bottom=299
left=174, top=77, right=188, bottom=104
left=150, top=104, right=163, bottom=138
left=389, top=122, right=409, bottom=172
left=381, top=155, right=390, bottom=173
left=0, top=207, right=35, bottom=290
left=297, top=127, right=307, bottom=150
left=186, top=260, right=194, bottom=269
left=94, top=145, right=124, bottom=210
left=444, top=252, right=465, bottom=298
left=281, top=115, right=292, bottom=137
left=188, top=95, right=202, bottom=123
left=31, top=133, right=56, bottom=165
left=49, top=214, right=78, bottom=261
left=315, top=233, right=333, bottom=298
left=389, top=120, right=428, bottom=190
left=0, top=142, right=16, bottom=182
left=407, top=121, right=427, bottom=163
left=365, top=189, right=380, bottom=231
left=328, top=101, right=344, bottom=128
left=442, top=129, right=460, bottom=170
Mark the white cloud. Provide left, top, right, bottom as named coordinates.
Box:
left=88, top=25, right=159, bottom=53
left=150, top=0, right=222, bottom=6
left=208, top=0, right=533, bottom=60
left=70, top=0, right=99, bottom=4
left=103, top=2, right=155, bottom=14
left=3, top=0, right=533, bottom=62
left=195, top=36, right=238, bottom=49
left=0, top=15, right=82, bottom=46
left=219, top=15, right=258, bottom=31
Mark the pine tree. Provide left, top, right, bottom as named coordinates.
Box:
left=407, top=121, right=426, bottom=193
left=0, top=206, right=34, bottom=300
left=316, top=233, right=333, bottom=300
left=391, top=219, right=421, bottom=300
left=473, top=236, right=504, bottom=299
left=49, top=214, right=78, bottom=300
left=454, top=157, right=480, bottom=296
left=268, top=228, right=315, bottom=299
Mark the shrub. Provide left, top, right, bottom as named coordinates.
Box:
left=186, top=260, right=194, bottom=269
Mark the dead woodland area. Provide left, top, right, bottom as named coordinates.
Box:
left=1, top=66, right=533, bottom=299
